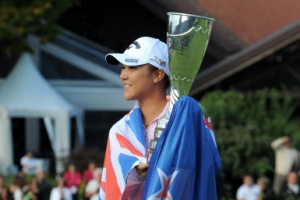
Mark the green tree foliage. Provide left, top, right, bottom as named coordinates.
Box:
left=0, top=0, right=80, bottom=53
left=200, top=88, right=300, bottom=178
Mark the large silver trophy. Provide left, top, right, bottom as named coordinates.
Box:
left=147, top=12, right=215, bottom=163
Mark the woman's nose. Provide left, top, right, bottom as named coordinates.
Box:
left=120, top=68, right=128, bottom=80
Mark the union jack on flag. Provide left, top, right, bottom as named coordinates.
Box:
left=99, top=102, right=147, bottom=200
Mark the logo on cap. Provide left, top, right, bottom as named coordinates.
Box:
left=150, top=56, right=166, bottom=67
left=127, top=41, right=141, bottom=50
left=125, top=58, right=139, bottom=63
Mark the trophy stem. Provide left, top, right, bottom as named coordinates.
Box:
left=146, top=86, right=176, bottom=163
left=147, top=107, right=170, bottom=163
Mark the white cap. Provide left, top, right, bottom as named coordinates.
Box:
left=105, top=36, right=169, bottom=76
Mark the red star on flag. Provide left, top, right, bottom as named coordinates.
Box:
left=147, top=168, right=179, bottom=200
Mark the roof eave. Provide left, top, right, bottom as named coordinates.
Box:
left=190, top=19, right=300, bottom=96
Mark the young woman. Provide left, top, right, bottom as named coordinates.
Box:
left=100, top=36, right=170, bottom=199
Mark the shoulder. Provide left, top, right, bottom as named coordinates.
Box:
left=252, top=184, right=260, bottom=192
left=236, top=185, right=246, bottom=197
left=109, top=103, right=139, bottom=135
left=173, top=96, right=201, bottom=112
left=51, top=187, right=59, bottom=192
left=64, top=187, right=72, bottom=193
left=292, top=148, right=299, bottom=153
left=83, top=170, right=89, bottom=175
left=63, top=172, right=70, bottom=177
left=109, top=112, right=131, bottom=133
left=21, top=156, right=28, bottom=161
left=237, top=184, right=246, bottom=192
left=113, top=114, right=128, bottom=126
left=85, top=180, right=98, bottom=189
left=75, top=172, right=82, bottom=177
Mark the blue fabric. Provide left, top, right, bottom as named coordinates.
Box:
left=142, top=96, right=222, bottom=200
left=127, top=105, right=146, bottom=146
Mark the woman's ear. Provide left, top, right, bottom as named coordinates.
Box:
left=153, top=69, right=165, bottom=83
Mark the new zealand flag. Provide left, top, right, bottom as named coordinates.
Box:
left=142, top=96, right=221, bottom=200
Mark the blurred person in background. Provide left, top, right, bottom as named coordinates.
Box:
left=20, top=151, right=37, bottom=175
left=84, top=168, right=102, bottom=200
left=0, top=176, right=8, bottom=200
left=83, top=160, right=96, bottom=185
left=256, top=175, right=275, bottom=200
left=271, top=135, right=300, bottom=195
left=35, top=168, right=52, bottom=200
left=280, top=171, right=300, bottom=199
left=13, top=171, right=27, bottom=193
left=8, top=180, right=22, bottom=200
left=50, top=177, right=72, bottom=200
left=63, top=163, right=82, bottom=200
left=22, top=177, right=37, bottom=200
left=236, top=174, right=260, bottom=200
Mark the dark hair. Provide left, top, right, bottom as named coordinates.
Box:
left=89, top=159, right=96, bottom=164
left=148, top=64, right=170, bottom=92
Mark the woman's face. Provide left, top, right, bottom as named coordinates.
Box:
left=9, top=184, right=16, bottom=192
left=57, top=178, right=65, bottom=188
left=68, top=164, right=75, bottom=173
left=89, top=163, right=96, bottom=170
left=120, top=64, right=158, bottom=101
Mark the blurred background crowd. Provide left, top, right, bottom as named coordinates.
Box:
left=0, top=156, right=102, bottom=200
left=233, top=135, right=300, bottom=200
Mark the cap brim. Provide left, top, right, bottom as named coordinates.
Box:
left=105, top=53, right=147, bottom=66
left=105, top=54, right=121, bottom=65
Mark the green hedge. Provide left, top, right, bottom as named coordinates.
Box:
left=200, top=88, right=300, bottom=198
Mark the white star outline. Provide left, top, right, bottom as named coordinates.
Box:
left=147, top=168, right=179, bottom=200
